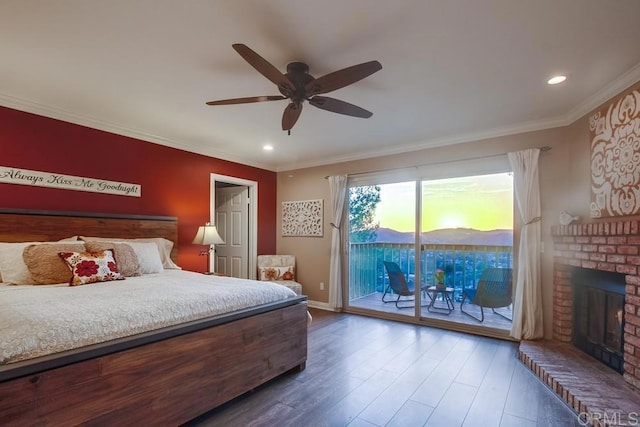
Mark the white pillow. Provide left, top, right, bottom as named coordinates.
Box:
left=80, top=236, right=180, bottom=269
left=0, top=241, right=85, bottom=284
left=124, top=242, right=164, bottom=274
left=0, top=242, right=35, bottom=284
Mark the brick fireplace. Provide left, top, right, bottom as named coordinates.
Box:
left=551, top=220, right=640, bottom=390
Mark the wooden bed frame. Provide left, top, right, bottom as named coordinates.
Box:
left=0, top=209, right=308, bottom=425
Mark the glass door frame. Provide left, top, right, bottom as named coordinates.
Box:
left=341, top=154, right=515, bottom=336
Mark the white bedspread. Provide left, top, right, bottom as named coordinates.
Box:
left=0, top=270, right=297, bottom=364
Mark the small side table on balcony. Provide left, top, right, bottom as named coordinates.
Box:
left=426, top=286, right=455, bottom=314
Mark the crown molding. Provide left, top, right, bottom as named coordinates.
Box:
left=563, top=61, right=640, bottom=124
left=275, top=62, right=640, bottom=172
left=274, top=115, right=568, bottom=171
left=4, top=60, right=640, bottom=174
left=0, top=94, right=275, bottom=171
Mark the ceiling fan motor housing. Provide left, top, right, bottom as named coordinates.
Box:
left=283, top=62, right=314, bottom=102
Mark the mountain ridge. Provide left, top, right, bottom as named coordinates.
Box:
left=370, top=227, right=513, bottom=246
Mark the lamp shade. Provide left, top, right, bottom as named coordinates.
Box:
left=192, top=222, right=225, bottom=245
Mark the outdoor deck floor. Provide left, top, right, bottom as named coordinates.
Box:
left=349, top=292, right=513, bottom=333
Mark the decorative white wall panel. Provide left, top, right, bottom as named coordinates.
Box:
left=590, top=89, right=640, bottom=218
left=282, top=199, right=323, bottom=237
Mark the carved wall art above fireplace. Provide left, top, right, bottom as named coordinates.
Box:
left=589, top=88, right=640, bottom=218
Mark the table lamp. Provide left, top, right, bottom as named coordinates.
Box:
left=192, top=222, right=225, bottom=274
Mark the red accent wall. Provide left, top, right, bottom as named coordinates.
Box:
left=0, top=106, right=276, bottom=271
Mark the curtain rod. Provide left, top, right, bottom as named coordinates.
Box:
left=324, top=146, right=551, bottom=179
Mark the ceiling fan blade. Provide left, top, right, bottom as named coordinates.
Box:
left=305, top=60, right=382, bottom=96
left=232, top=44, right=295, bottom=96
left=282, top=102, right=302, bottom=131
left=309, top=96, right=373, bottom=118
left=206, top=95, right=286, bottom=106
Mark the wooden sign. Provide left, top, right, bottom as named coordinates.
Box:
left=0, top=166, right=141, bottom=197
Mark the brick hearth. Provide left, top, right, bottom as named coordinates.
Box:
left=517, top=220, right=640, bottom=426
left=519, top=341, right=640, bottom=426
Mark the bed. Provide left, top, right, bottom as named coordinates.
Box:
left=0, top=209, right=308, bottom=425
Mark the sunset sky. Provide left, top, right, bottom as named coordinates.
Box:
left=373, top=173, right=513, bottom=232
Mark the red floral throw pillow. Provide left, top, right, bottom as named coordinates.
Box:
left=59, top=249, right=125, bottom=286
left=258, top=266, right=295, bottom=281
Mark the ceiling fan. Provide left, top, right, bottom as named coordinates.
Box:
left=206, top=44, right=382, bottom=134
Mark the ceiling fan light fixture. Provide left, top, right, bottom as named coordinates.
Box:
left=263, top=144, right=274, bottom=151
left=547, top=75, right=567, bottom=85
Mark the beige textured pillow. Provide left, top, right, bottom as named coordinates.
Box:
left=23, top=242, right=86, bottom=285
left=84, top=241, right=141, bottom=277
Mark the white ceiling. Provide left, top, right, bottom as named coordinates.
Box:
left=1, top=1, right=640, bottom=172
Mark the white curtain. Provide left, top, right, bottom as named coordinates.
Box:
left=328, top=175, right=347, bottom=310
left=508, top=148, right=544, bottom=340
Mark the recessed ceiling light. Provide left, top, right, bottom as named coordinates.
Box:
left=263, top=144, right=274, bottom=151
left=547, top=75, right=567, bottom=85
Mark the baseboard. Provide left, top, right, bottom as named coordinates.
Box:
left=306, top=300, right=340, bottom=312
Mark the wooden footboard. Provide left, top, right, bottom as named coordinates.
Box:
left=0, top=301, right=308, bottom=425
left=0, top=209, right=307, bottom=424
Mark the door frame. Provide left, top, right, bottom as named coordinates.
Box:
left=210, top=173, right=258, bottom=279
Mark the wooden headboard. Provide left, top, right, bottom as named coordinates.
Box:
left=0, top=209, right=178, bottom=261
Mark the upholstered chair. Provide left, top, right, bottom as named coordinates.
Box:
left=256, top=255, right=303, bottom=295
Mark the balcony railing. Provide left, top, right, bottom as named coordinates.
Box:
left=348, top=242, right=513, bottom=302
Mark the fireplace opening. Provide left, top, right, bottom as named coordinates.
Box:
left=572, top=268, right=625, bottom=374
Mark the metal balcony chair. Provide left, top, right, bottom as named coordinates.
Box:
left=382, top=261, right=428, bottom=309
left=460, top=267, right=513, bottom=322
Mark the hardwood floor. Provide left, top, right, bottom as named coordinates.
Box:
left=187, top=309, right=579, bottom=427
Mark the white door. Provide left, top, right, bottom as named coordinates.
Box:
left=214, top=186, right=249, bottom=278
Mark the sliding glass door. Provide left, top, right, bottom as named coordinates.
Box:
left=346, top=166, right=514, bottom=332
